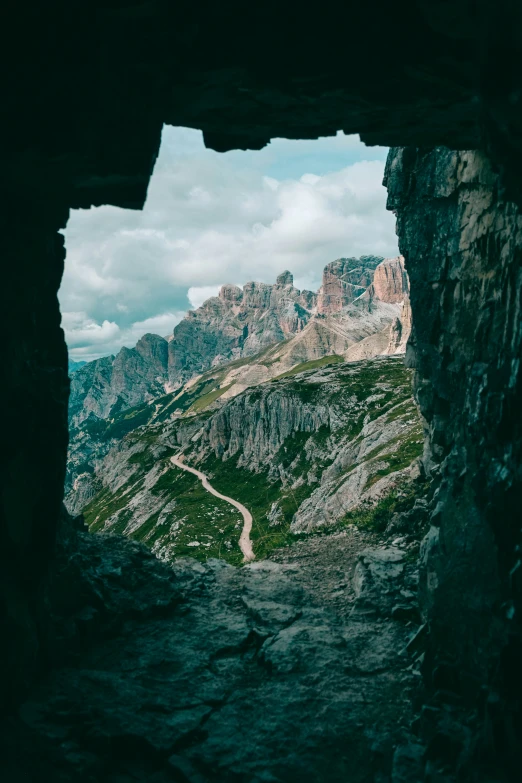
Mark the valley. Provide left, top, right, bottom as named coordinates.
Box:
left=169, top=454, right=255, bottom=562
left=66, top=256, right=423, bottom=565
left=66, top=254, right=416, bottom=563
left=44, top=252, right=431, bottom=781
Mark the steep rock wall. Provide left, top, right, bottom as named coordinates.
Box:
left=3, top=0, right=522, bottom=737
left=69, top=334, right=169, bottom=427
left=1, top=199, right=70, bottom=709
left=317, top=256, right=382, bottom=314
left=370, top=256, right=408, bottom=304
left=385, top=146, right=522, bottom=774
left=167, top=276, right=313, bottom=387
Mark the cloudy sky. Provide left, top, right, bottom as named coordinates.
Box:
left=60, top=126, right=398, bottom=362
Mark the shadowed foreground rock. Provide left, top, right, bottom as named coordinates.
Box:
left=385, top=146, right=522, bottom=778
left=3, top=4, right=522, bottom=780
left=0, top=524, right=421, bottom=782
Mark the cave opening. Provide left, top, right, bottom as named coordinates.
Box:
left=63, top=125, right=417, bottom=573
left=3, top=2, right=522, bottom=780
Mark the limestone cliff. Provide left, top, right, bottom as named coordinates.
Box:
left=384, top=145, right=522, bottom=777
left=69, top=257, right=410, bottom=434
left=167, top=271, right=313, bottom=387
left=369, top=255, right=408, bottom=304
left=66, top=257, right=412, bottom=509
left=69, top=333, right=169, bottom=428
left=80, top=357, right=423, bottom=564
left=316, top=256, right=382, bottom=314
left=385, top=298, right=412, bottom=355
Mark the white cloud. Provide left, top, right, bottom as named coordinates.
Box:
left=60, top=126, right=398, bottom=360
left=64, top=311, right=184, bottom=361
left=131, top=312, right=183, bottom=335
left=62, top=312, right=120, bottom=348
left=187, top=286, right=222, bottom=309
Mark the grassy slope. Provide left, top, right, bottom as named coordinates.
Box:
left=271, top=354, right=344, bottom=381
left=83, top=357, right=423, bottom=566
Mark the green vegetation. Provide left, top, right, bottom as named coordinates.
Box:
left=362, top=426, right=424, bottom=489
left=328, top=358, right=413, bottom=405
left=188, top=384, right=233, bottom=413
left=220, top=343, right=280, bottom=370
left=282, top=381, right=322, bottom=403
left=275, top=430, right=312, bottom=472
left=145, top=466, right=246, bottom=565
left=82, top=355, right=423, bottom=569
left=104, top=404, right=155, bottom=440
left=271, top=354, right=344, bottom=380
left=84, top=478, right=141, bottom=532
left=385, top=399, right=417, bottom=423
left=197, top=454, right=303, bottom=560
left=150, top=346, right=286, bottom=422
left=72, top=400, right=156, bottom=445
left=158, top=375, right=225, bottom=419
left=128, top=442, right=175, bottom=472
left=336, top=479, right=429, bottom=535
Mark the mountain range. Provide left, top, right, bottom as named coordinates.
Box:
left=65, top=254, right=418, bottom=564
left=78, top=355, right=424, bottom=563
left=69, top=255, right=411, bottom=429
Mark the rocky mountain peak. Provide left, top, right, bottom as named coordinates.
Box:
left=69, top=256, right=411, bottom=433
left=135, top=333, right=169, bottom=363
left=317, top=256, right=383, bottom=315
left=276, top=270, right=294, bottom=286
left=370, top=256, right=408, bottom=304
left=219, top=283, right=243, bottom=303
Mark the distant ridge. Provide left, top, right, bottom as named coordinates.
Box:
left=68, top=256, right=410, bottom=429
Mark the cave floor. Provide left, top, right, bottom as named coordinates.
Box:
left=1, top=529, right=420, bottom=782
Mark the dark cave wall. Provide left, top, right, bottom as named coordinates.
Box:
left=1, top=195, right=70, bottom=708
left=2, top=0, right=522, bottom=731
left=385, top=147, right=522, bottom=769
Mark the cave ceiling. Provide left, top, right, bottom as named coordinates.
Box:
left=7, top=0, right=521, bottom=213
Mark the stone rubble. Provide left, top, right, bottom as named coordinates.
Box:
left=1, top=521, right=424, bottom=783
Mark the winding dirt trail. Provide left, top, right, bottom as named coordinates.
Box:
left=170, top=454, right=255, bottom=562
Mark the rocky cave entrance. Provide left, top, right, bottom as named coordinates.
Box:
left=62, top=125, right=416, bottom=573
left=3, top=3, right=522, bottom=781
left=45, top=127, right=428, bottom=782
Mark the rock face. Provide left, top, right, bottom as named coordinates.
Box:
left=167, top=274, right=314, bottom=387
left=69, top=333, right=169, bottom=428
left=386, top=298, right=412, bottom=355
left=79, top=357, right=423, bottom=564
left=276, top=269, right=294, bottom=286
left=4, top=0, right=522, bottom=724
left=317, top=256, right=382, bottom=314
left=0, top=521, right=422, bottom=782
left=168, top=258, right=412, bottom=389
left=65, top=261, right=412, bottom=515
left=69, top=259, right=410, bottom=437
left=384, top=146, right=522, bottom=776
left=370, top=256, right=408, bottom=304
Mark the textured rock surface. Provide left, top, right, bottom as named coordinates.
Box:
left=4, top=2, right=522, bottom=773
left=385, top=146, right=522, bottom=777
left=167, top=258, right=408, bottom=390
left=78, top=357, right=424, bottom=564
left=0, top=522, right=421, bottom=782
left=370, top=256, right=409, bottom=304
left=68, top=257, right=405, bottom=440
left=317, top=256, right=382, bottom=314
left=65, top=260, right=410, bottom=507
left=167, top=274, right=313, bottom=387
left=69, top=333, right=169, bottom=428
left=386, top=298, right=412, bottom=355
